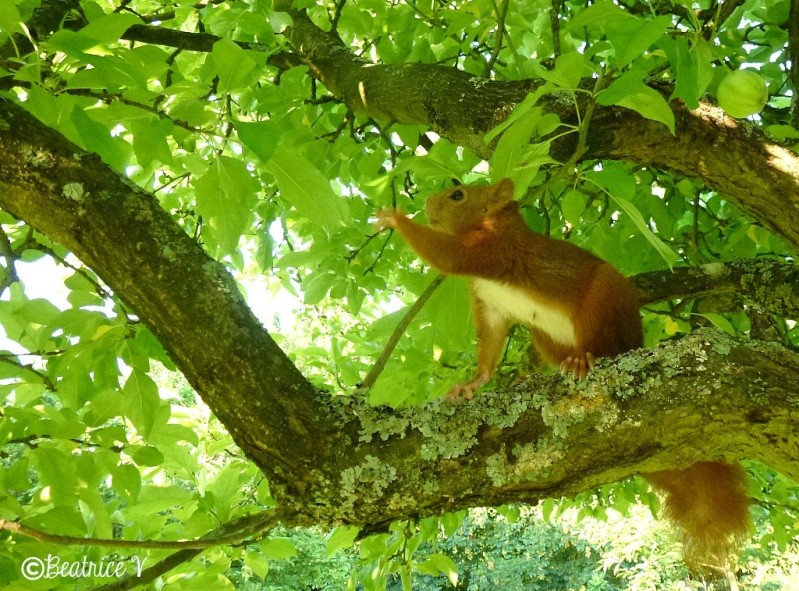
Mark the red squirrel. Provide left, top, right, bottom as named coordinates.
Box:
left=377, top=178, right=751, bottom=567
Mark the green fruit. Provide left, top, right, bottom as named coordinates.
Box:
left=717, top=70, right=768, bottom=118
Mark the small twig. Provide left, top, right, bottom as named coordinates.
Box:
left=58, top=88, right=208, bottom=135
left=1, top=432, right=126, bottom=455
left=523, top=67, right=607, bottom=207
left=363, top=229, right=393, bottom=275
left=330, top=0, right=348, bottom=33
left=0, top=355, right=55, bottom=390
left=789, top=0, right=799, bottom=129
left=0, top=225, right=19, bottom=294
left=87, top=510, right=283, bottom=591
left=359, top=274, right=446, bottom=392
left=90, top=549, right=203, bottom=591
left=551, top=0, right=564, bottom=57
left=24, top=235, right=113, bottom=300
left=484, top=0, right=510, bottom=76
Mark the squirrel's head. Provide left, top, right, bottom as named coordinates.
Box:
left=425, top=178, right=516, bottom=234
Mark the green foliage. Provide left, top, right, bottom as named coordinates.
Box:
left=1, top=0, right=797, bottom=588
left=229, top=499, right=799, bottom=591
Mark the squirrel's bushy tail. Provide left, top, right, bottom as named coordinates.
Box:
left=646, top=461, right=751, bottom=569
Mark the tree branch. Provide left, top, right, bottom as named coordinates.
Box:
left=0, top=99, right=343, bottom=509
left=313, top=329, right=799, bottom=527
left=87, top=510, right=279, bottom=591
left=274, top=8, right=799, bottom=250
left=0, top=510, right=279, bottom=549
left=632, top=259, right=799, bottom=317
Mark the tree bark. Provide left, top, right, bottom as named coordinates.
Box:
left=1, top=99, right=797, bottom=531
left=0, top=100, right=344, bottom=512
left=275, top=7, right=799, bottom=250
left=317, top=329, right=799, bottom=528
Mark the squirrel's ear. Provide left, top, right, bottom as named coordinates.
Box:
left=451, top=178, right=462, bottom=186
left=494, top=178, right=515, bottom=199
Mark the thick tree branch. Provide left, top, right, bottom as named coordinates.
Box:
left=275, top=8, right=799, bottom=250
left=0, top=99, right=343, bottom=511
left=633, top=259, right=799, bottom=317
left=307, top=329, right=799, bottom=528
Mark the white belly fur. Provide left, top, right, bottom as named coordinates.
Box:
left=473, top=279, right=577, bottom=347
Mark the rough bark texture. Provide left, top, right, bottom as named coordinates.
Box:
left=307, top=330, right=799, bottom=529
left=1, top=100, right=798, bottom=531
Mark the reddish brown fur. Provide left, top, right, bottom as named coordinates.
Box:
left=379, top=178, right=751, bottom=568
left=385, top=179, right=643, bottom=373
left=648, top=463, right=751, bottom=568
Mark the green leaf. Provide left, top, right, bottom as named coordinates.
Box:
left=359, top=533, right=391, bottom=559
left=32, top=448, right=79, bottom=498
left=70, top=106, right=131, bottom=170
left=121, top=370, right=161, bottom=438
left=212, top=38, right=262, bottom=93
left=46, top=30, right=104, bottom=55
left=660, top=36, right=714, bottom=109
left=0, top=3, right=23, bottom=37
left=570, top=2, right=669, bottom=66
left=441, top=510, right=465, bottom=535
left=244, top=552, right=269, bottom=579
left=326, top=525, right=360, bottom=555
left=535, top=52, right=587, bottom=89
left=194, top=155, right=259, bottom=257
left=236, top=120, right=283, bottom=162
left=47, top=308, right=101, bottom=338
left=419, top=278, right=472, bottom=350
left=485, top=84, right=551, bottom=143
left=17, top=298, right=61, bottom=325
left=586, top=166, right=679, bottom=268
left=560, top=189, right=586, bottom=223
left=268, top=11, right=293, bottom=33
left=696, top=313, right=736, bottom=335
left=208, top=463, right=246, bottom=521
left=609, top=15, right=671, bottom=67
left=261, top=538, right=298, bottom=560
left=416, top=553, right=458, bottom=586
left=130, top=117, right=174, bottom=167
left=302, top=272, right=336, bottom=305
left=130, top=445, right=165, bottom=467
left=491, top=107, right=541, bottom=180
left=80, top=12, right=141, bottom=45
left=110, top=463, right=142, bottom=502
left=568, top=0, right=630, bottom=29
left=597, top=71, right=675, bottom=134
left=265, top=150, right=347, bottom=236
left=611, top=195, right=679, bottom=268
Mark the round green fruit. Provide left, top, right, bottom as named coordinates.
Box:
left=717, top=70, right=768, bottom=118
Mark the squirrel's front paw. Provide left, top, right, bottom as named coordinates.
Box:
left=374, top=209, right=404, bottom=232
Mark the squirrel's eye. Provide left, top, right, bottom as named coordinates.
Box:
left=449, top=190, right=465, bottom=202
